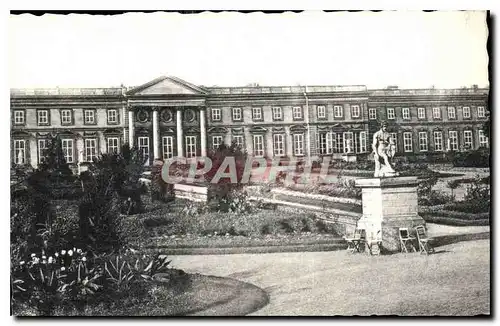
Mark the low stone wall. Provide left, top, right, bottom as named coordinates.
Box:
left=174, top=183, right=209, bottom=202
left=270, top=187, right=362, bottom=205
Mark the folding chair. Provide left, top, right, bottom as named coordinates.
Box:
left=345, top=228, right=366, bottom=253
left=398, top=228, right=416, bottom=253
left=415, top=225, right=435, bottom=254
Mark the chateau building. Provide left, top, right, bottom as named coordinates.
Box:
left=10, top=76, right=489, bottom=169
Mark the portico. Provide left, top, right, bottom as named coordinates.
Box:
left=125, top=76, right=209, bottom=162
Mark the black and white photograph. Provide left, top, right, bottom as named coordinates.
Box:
left=8, top=10, right=491, bottom=317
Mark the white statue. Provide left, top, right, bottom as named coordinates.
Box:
left=372, top=122, right=398, bottom=178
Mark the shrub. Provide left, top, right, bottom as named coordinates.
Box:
left=450, top=148, right=490, bottom=168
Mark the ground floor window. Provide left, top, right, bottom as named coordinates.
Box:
left=433, top=131, right=443, bottom=151
left=343, top=132, right=354, bottom=154
left=403, top=132, right=413, bottom=152
left=355, top=131, right=367, bottom=153
left=38, top=139, right=48, bottom=164
left=107, top=137, right=119, bottom=154
left=85, top=138, right=98, bottom=162
left=162, top=136, right=174, bottom=159
left=62, top=139, right=74, bottom=163
left=479, top=130, right=488, bottom=148
left=14, top=139, right=26, bottom=164
left=232, top=135, right=244, bottom=148
left=390, top=133, right=398, bottom=153
left=212, top=135, right=223, bottom=149
left=138, top=136, right=150, bottom=160
left=318, top=132, right=333, bottom=155
left=463, top=130, right=473, bottom=150
left=293, top=134, right=304, bottom=156
left=448, top=131, right=458, bottom=151
left=185, top=135, right=197, bottom=158
left=418, top=132, right=428, bottom=152
left=273, top=133, right=285, bottom=157
left=253, top=134, right=264, bottom=157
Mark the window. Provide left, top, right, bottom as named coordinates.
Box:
left=402, top=108, right=410, bottom=120
left=417, top=107, right=426, bottom=119
left=107, top=137, right=119, bottom=154
left=477, top=106, right=486, bottom=118
left=271, top=107, right=282, bottom=121
left=462, top=106, right=470, bottom=119
left=293, top=134, right=304, bottom=156
left=232, top=135, right=244, bottom=148
left=317, top=105, right=326, bottom=119
left=162, top=136, right=174, bottom=159
left=273, top=134, right=285, bottom=157
left=433, top=107, right=441, bottom=119
left=14, top=110, right=25, bottom=125
left=333, top=133, right=344, bottom=153
left=232, top=108, right=242, bottom=121
left=403, top=132, right=413, bottom=152
left=448, top=131, right=458, bottom=151
left=37, top=110, right=49, bottom=125
left=107, top=109, right=118, bottom=124
left=351, top=105, right=360, bottom=118
left=368, top=108, right=377, bottom=120
left=387, top=108, right=395, bottom=120
left=359, top=132, right=367, bottom=153
left=185, top=136, right=197, bottom=158
left=418, top=132, right=428, bottom=152
left=212, top=135, right=223, bottom=149
left=292, top=106, right=303, bottom=120
left=334, top=105, right=343, bottom=118
left=211, top=108, right=221, bottom=121
left=61, top=110, right=72, bottom=124
left=138, top=137, right=149, bottom=160
left=479, top=130, right=488, bottom=148
left=433, top=131, right=443, bottom=152
left=463, top=130, right=473, bottom=150
left=252, top=107, right=263, bottom=121
left=390, top=133, right=398, bottom=153
left=343, top=132, right=354, bottom=154
left=85, top=138, right=98, bottom=162
left=38, top=139, right=48, bottom=164
left=252, top=134, right=264, bottom=157
left=447, top=107, right=456, bottom=119
left=14, top=139, right=26, bottom=164
left=62, top=139, right=74, bottom=163
left=84, top=110, right=96, bottom=124
left=318, top=132, right=333, bottom=155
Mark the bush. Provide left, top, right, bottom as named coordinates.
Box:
left=418, top=190, right=454, bottom=206
left=450, top=148, right=490, bottom=168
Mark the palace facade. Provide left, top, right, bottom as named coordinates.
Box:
left=10, top=76, right=490, bottom=169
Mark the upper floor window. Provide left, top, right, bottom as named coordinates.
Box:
left=463, top=106, right=471, bottom=119
left=14, top=110, right=25, bottom=125
left=232, top=107, right=242, bottom=121
left=61, top=109, right=73, bottom=125
left=107, top=109, right=118, bottom=124
left=417, top=107, right=426, bottom=119
left=317, top=105, right=326, bottom=119
left=447, top=107, right=456, bottom=119
left=211, top=108, right=222, bottom=121
left=84, top=110, right=96, bottom=125
left=252, top=107, right=263, bottom=121
left=477, top=106, right=486, bottom=118
left=387, top=108, right=395, bottom=120
left=37, top=110, right=49, bottom=125
left=368, top=108, right=377, bottom=120
left=432, top=107, right=441, bottom=119
left=272, top=107, right=283, bottom=121
left=351, top=105, right=360, bottom=118
left=334, top=105, right=343, bottom=118
left=292, top=106, right=303, bottom=120
left=402, top=108, right=410, bottom=120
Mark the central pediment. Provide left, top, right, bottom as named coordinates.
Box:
left=127, top=76, right=209, bottom=96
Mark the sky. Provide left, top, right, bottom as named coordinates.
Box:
left=8, top=11, right=489, bottom=89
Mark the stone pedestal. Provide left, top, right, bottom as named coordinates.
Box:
left=355, top=177, right=425, bottom=253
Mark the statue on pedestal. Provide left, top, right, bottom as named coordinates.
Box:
left=372, top=121, right=398, bottom=178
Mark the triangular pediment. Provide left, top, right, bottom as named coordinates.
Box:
left=127, top=76, right=209, bottom=96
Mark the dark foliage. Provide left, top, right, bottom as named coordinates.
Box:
left=449, top=148, right=490, bottom=168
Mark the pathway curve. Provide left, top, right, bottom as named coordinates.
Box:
left=169, top=240, right=490, bottom=316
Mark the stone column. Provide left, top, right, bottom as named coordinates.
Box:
left=152, top=108, right=160, bottom=159
left=128, top=110, right=135, bottom=148
left=200, top=107, right=207, bottom=157
left=176, top=108, right=184, bottom=157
